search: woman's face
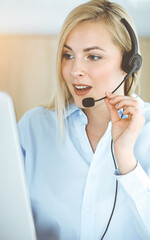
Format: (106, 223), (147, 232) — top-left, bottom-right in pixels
(61, 21), (125, 109)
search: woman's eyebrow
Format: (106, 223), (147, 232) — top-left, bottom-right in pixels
(64, 44), (107, 52)
(64, 44), (72, 51)
(83, 46), (107, 52)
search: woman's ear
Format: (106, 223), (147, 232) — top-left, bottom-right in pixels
(123, 71), (127, 77)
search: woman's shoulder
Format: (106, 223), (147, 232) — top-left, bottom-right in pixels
(19, 106), (56, 124)
(18, 106), (57, 138)
(133, 94), (150, 121)
(130, 94), (150, 168)
(142, 101), (150, 121)
(18, 106), (60, 150)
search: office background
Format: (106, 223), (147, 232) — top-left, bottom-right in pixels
(0, 0), (150, 120)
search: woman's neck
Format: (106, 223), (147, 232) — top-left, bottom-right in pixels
(83, 102), (111, 152)
(83, 102), (111, 129)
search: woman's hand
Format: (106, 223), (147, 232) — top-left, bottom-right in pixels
(104, 92), (145, 174)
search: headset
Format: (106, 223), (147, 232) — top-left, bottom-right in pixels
(81, 7), (142, 240)
(82, 7), (142, 108)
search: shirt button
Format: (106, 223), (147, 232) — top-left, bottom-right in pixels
(86, 206), (91, 213)
(128, 183), (134, 189)
(90, 174), (96, 181)
(79, 111), (82, 116)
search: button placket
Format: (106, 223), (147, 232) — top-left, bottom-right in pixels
(80, 167), (97, 239)
(90, 174), (97, 182)
(80, 123), (113, 240)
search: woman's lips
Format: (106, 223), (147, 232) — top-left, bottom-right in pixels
(73, 84), (92, 96)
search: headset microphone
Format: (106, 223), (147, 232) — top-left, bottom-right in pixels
(82, 12), (142, 108)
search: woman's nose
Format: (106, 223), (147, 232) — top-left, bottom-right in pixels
(71, 59), (86, 78)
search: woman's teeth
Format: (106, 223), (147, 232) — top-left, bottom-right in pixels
(75, 86), (91, 90)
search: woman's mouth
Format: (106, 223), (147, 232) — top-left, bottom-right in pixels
(73, 84), (92, 96)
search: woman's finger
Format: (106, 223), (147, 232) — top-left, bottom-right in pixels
(104, 98), (120, 124)
(114, 99), (140, 110)
(122, 106), (139, 115)
(106, 93), (137, 106)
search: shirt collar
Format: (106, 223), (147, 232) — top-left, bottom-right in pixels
(64, 102), (80, 119)
(64, 102), (88, 126)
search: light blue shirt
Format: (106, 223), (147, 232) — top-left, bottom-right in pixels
(18, 94), (150, 240)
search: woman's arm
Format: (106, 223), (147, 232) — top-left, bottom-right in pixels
(105, 92), (150, 238)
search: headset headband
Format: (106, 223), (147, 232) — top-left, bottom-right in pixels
(105, 7), (142, 74)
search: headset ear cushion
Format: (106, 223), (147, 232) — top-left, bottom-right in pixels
(122, 52), (142, 73)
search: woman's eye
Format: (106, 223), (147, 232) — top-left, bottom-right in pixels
(88, 55), (101, 61)
(62, 53), (74, 60)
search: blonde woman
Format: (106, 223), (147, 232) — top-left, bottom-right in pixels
(18, 0), (150, 239)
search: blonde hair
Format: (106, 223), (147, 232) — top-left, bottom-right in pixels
(49, 0), (141, 131)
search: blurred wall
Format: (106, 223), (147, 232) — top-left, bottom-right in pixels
(0, 35), (150, 121)
(0, 35), (58, 120)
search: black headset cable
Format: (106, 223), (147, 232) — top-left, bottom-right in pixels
(100, 73), (134, 240)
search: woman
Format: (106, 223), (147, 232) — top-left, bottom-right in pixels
(18, 0), (150, 239)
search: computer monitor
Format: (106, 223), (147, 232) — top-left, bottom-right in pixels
(0, 91), (37, 240)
